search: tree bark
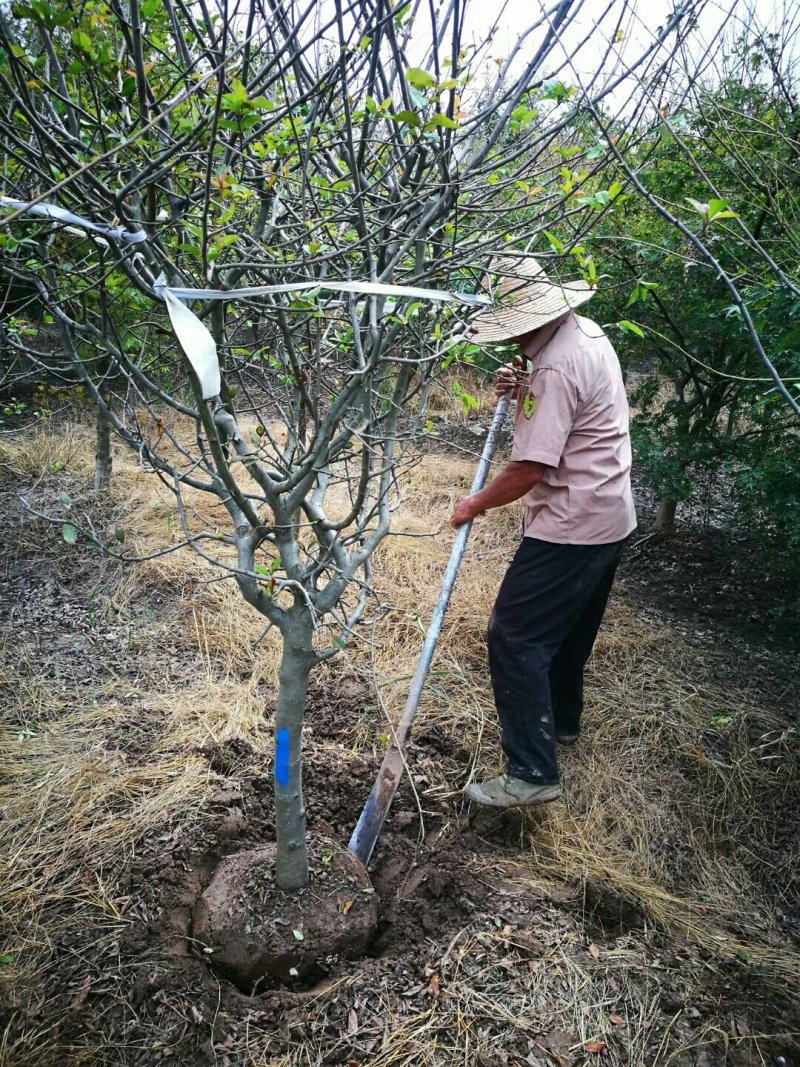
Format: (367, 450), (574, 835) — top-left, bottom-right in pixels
(94, 402), (112, 491)
(273, 608), (315, 891)
(653, 497), (677, 535)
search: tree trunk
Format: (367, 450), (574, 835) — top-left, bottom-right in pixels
(653, 497), (677, 535)
(94, 403), (112, 491)
(274, 610), (315, 891)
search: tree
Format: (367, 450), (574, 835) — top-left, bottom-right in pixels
(583, 22), (800, 558)
(0, 0), (715, 889)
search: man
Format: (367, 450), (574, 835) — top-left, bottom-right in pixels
(450, 257), (637, 808)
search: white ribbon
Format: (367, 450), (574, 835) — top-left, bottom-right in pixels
(160, 286), (221, 399)
(0, 197), (490, 400)
(153, 276), (489, 306)
(154, 273), (489, 401)
(0, 196), (148, 244)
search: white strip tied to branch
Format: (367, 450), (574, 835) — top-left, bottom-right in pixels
(153, 273), (490, 400)
(0, 196), (489, 400)
(0, 196), (149, 244)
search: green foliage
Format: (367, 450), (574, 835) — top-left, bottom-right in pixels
(406, 67), (434, 90)
(584, 50), (800, 573)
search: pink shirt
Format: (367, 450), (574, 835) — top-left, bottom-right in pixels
(510, 313), (637, 545)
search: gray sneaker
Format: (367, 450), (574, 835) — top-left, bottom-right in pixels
(556, 732), (580, 745)
(464, 774), (561, 809)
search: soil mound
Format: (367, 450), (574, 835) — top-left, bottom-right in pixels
(192, 842), (378, 991)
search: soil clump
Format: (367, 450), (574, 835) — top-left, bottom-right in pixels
(192, 842), (378, 991)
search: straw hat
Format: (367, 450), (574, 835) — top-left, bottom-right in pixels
(467, 256), (595, 343)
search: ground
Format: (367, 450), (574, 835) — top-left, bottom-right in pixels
(0, 416), (798, 1067)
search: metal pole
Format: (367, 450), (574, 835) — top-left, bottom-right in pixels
(349, 395), (511, 866)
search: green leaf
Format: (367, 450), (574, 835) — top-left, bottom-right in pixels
(211, 233), (240, 250)
(709, 209), (739, 221)
(292, 929), (305, 941)
(424, 113), (458, 131)
(0, 954), (14, 965)
(208, 234), (240, 260)
(391, 110), (420, 128)
(61, 523), (77, 544)
(59, 491), (71, 506)
(707, 198), (729, 217)
(618, 320), (644, 338)
(231, 77), (249, 102)
(406, 67), (435, 90)
(541, 80), (575, 103)
(543, 230), (563, 254)
(685, 197), (709, 215)
(71, 29), (95, 60)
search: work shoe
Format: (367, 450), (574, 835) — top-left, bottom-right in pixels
(556, 732), (580, 745)
(464, 774), (561, 808)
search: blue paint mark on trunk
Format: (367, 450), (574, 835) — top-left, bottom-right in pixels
(276, 727), (291, 787)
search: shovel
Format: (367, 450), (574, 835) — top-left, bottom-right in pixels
(348, 394), (511, 866)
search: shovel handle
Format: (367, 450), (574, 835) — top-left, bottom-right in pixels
(348, 394), (511, 866)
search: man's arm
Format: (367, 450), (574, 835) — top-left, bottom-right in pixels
(450, 460), (546, 527)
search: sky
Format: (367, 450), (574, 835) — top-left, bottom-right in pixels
(460, 0), (795, 70)
(293, 0), (799, 119)
(406, 0), (799, 109)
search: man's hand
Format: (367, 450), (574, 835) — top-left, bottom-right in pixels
(495, 355), (526, 399)
(450, 495), (484, 528)
(450, 462), (546, 528)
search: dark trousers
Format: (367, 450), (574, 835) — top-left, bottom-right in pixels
(488, 536), (625, 785)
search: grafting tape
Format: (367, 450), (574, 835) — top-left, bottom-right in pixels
(153, 275), (489, 306)
(0, 196), (148, 243)
(1, 197), (489, 400)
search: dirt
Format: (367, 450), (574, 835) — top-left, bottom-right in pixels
(192, 842), (378, 991)
(618, 524), (799, 652)
(5, 710), (794, 1067)
(1, 425), (800, 1066)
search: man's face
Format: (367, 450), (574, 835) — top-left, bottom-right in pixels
(512, 326), (540, 353)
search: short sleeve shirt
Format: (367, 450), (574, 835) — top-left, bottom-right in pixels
(510, 313), (637, 544)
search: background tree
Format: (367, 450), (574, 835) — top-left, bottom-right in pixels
(584, 22), (800, 564)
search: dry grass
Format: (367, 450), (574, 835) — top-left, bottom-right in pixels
(0, 702), (211, 1046)
(425, 370), (497, 424)
(1, 419), (798, 1065)
(0, 421), (96, 482)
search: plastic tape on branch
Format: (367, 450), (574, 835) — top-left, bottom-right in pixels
(161, 286), (221, 400)
(0, 197), (148, 244)
(152, 275), (491, 306)
(154, 273), (491, 403)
